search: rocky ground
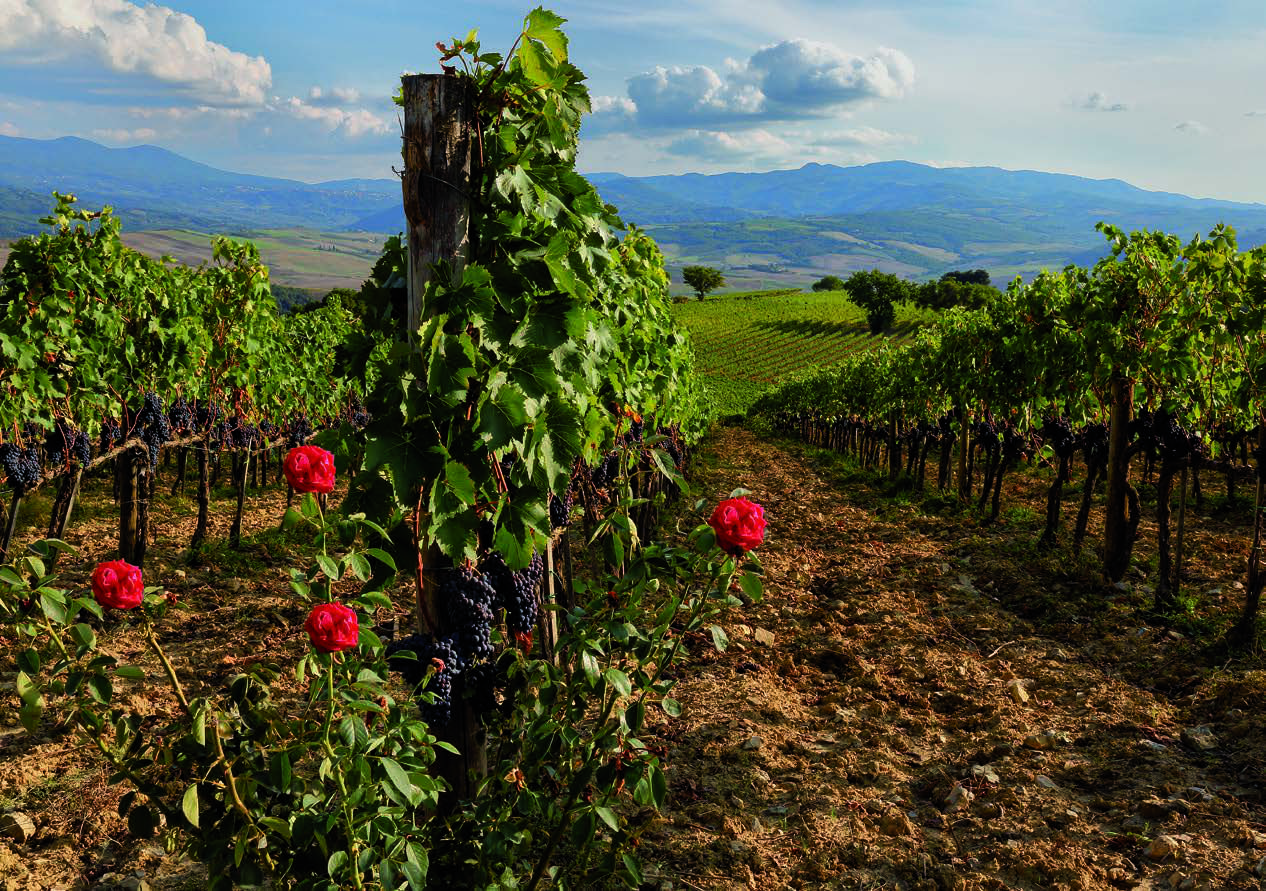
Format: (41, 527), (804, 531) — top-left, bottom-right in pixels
(636, 426), (1266, 891)
(2, 428), (1266, 890)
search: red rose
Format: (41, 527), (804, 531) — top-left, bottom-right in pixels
(283, 445), (336, 494)
(92, 560), (144, 610)
(708, 497), (766, 555)
(304, 602), (359, 653)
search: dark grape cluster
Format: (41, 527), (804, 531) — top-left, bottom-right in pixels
(657, 425), (685, 470)
(1078, 422), (1109, 465)
(590, 449), (620, 490)
(385, 633), (459, 726)
(0, 443), (42, 495)
(348, 396), (370, 428)
(549, 489), (574, 529)
(168, 397), (194, 434)
(1041, 416), (1076, 459)
(286, 415), (312, 448)
(1151, 409), (1202, 462)
(482, 550), (544, 636)
(226, 416), (259, 449)
(100, 418), (123, 452)
(72, 431), (91, 466)
(259, 419), (279, 440)
(439, 567), (497, 666)
(136, 391), (172, 469)
(195, 401), (223, 433)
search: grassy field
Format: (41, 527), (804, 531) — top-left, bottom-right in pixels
(672, 288), (933, 417)
(0, 227), (386, 293)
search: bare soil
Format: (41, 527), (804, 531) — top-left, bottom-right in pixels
(2, 429), (1266, 890)
(636, 427), (1266, 891)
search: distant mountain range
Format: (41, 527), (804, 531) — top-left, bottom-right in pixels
(0, 135), (400, 235)
(4, 135), (1266, 285)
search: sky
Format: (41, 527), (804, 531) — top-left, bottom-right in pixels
(2, 0), (1266, 202)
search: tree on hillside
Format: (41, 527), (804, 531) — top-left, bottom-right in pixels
(683, 265), (725, 300)
(941, 268), (991, 287)
(910, 277), (1000, 312)
(842, 269), (908, 334)
(811, 275), (846, 292)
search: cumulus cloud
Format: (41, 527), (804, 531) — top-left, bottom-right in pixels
(599, 38), (914, 131)
(1174, 120), (1209, 135)
(308, 86), (361, 106)
(823, 126), (911, 147)
(1080, 91), (1128, 112)
(0, 120), (18, 136)
(275, 96), (392, 138)
(664, 128), (794, 162)
(125, 104), (256, 122)
(0, 0), (271, 106)
(92, 126), (157, 143)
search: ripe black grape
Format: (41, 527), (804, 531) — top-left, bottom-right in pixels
(385, 633), (459, 726)
(0, 442), (42, 495)
(136, 391), (172, 469)
(438, 567), (496, 667)
(287, 415), (312, 448)
(482, 550), (544, 636)
(549, 490), (574, 529)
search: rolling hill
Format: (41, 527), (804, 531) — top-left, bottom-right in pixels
(4, 135), (1266, 284)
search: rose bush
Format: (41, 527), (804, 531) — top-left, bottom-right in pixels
(283, 445), (336, 495)
(708, 497), (766, 555)
(304, 602), (359, 653)
(91, 560), (144, 609)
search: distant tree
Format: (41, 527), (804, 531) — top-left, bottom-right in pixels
(811, 275), (846, 292)
(683, 265), (726, 300)
(270, 283), (325, 313)
(910, 277), (1000, 312)
(941, 268), (991, 287)
(842, 269), (908, 334)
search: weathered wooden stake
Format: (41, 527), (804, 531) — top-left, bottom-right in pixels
(230, 448), (251, 548)
(45, 468), (83, 567)
(191, 442), (211, 552)
(402, 71), (485, 804)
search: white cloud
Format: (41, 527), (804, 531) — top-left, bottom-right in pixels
(92, 126), (157, 143)
(0, 0), (271, 106)
(1174, 120), (1209, 135)
(748, 41), (914, 109)
(308, 86), (361, 106)
(275, 97), (392, 138)
(824, 126), (911, 147)
(1080, 91), (1129, 112)
(605, 38), (914, 130)
(124, 104), (256, 121)
(0, 120), (18, 136)
(664, 128), (793, 162)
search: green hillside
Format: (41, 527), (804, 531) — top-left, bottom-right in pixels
(672, 288), (933, 416)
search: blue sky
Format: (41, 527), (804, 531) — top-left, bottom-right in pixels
(2, 0), (1265, 202)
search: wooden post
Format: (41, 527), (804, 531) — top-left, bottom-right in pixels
(402, 71), (485, 803)
(118, 448), (149, 566)
(537, 540), (560, 661)
(45, 468), (83, 568)
(0, 494), (20, 561)
(170, 447), (188, 497)
(1103, 375), (1134, 582)
(192, 441), (211, 552)
(230, 448), (251, 548)
(401, 73), (474, 338)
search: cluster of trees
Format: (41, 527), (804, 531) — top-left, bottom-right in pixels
(812, 268), (1000, 334)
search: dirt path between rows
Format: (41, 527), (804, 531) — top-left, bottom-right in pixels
(638, 426), (1266, 891)
(3, 429), (1266, 890)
